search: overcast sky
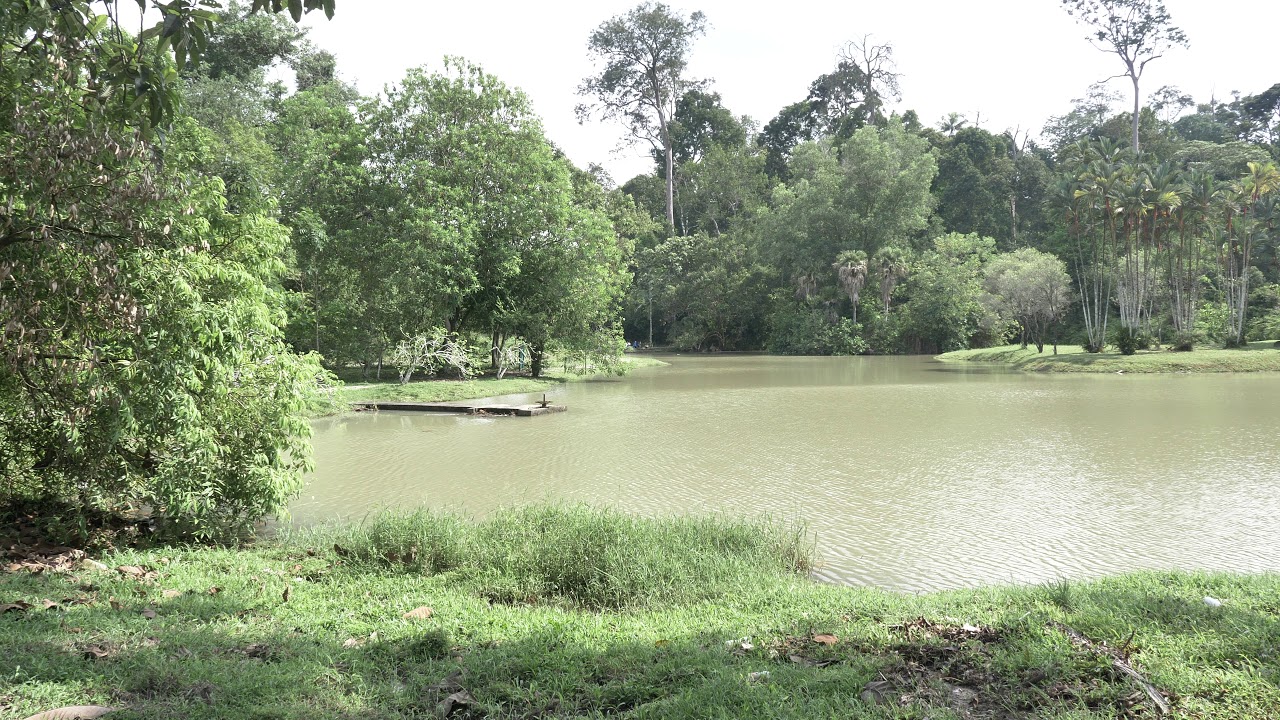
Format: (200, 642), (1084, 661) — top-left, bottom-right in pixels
(297, 1), (1279, 183)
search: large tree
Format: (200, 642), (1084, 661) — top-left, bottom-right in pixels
(0, 14), (324, 534)
(1061, 0), (1188, 153)
(578, 2), (707, 234)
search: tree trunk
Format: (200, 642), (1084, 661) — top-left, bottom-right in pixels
(530, 343), (545, 378)
(658, 103), (676, 234)
(648, 280), (654, 347)
(1131, 74), (1141, 153)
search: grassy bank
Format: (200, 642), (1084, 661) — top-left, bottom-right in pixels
(937, 341), (1280, 373)
(318, 356), (668, 415)
(3, 506), (1277, 719)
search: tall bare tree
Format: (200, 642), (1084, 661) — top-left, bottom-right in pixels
(1061, 0), (1187, 153)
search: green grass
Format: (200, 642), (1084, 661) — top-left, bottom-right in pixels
(937, 341), (1280, 373)
(323, 355), (668, 415)
(3, 506), (1278, 719)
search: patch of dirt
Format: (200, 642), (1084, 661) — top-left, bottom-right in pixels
(856, 617), (1137, 719)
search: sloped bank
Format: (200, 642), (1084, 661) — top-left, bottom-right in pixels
(2, 506), (1276, 719)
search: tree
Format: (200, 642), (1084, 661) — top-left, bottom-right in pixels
(938, 112), (967, 136)
(759, 121), (936, 298)
(578, 2), (707, 234)
(1, 24), (324, 534)
(1, 0), (332, 135)
(982, 248), (1074, 353)
(1061, 0), (1188, 153)
(1222, 162), (1280, 346)
(875, 245), (910, 316)
(832, 250), (869, 324)
(895, 234), (994, 354)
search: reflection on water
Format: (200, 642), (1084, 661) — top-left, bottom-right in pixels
(295, 354), (1280, 591)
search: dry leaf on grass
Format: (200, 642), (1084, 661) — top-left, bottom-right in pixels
(402, 606), (433, 620)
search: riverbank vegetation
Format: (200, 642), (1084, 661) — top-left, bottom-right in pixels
(2, 0), (1278, 568)
(3, 507), (1278, 719)
(329, 356), (666, 410)
(938, 341), (1280, 373)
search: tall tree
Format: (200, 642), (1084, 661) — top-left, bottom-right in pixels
(578, 2), (707, 234)
(1061, 0), (1188, 153)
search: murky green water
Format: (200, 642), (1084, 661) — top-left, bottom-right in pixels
(295, 355), (1280, 591)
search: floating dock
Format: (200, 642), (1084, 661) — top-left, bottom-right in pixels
(351, 401), (566, 417)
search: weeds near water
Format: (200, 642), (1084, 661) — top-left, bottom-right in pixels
(1043, 577), (1075, 611)
(308, 505), (815, 610)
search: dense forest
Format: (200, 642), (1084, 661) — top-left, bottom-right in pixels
(2, 0), (1279, 533)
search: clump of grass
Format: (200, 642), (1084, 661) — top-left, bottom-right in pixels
(315, 505), (814, 610)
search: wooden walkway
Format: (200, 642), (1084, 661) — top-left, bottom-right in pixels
(350, 401), (566, 417)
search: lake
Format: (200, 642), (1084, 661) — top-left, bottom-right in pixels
(295, 355), (1280, 591)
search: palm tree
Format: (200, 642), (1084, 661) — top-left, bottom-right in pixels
(1169, 170), (1211, 349)
(874, 245), (909, 315)
(832, 250), (868, 324)
(1224, 161), (1280, 345)
(937, 112), (967, 137)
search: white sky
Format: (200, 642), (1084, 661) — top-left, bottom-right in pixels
(298, 1), (1279, 183)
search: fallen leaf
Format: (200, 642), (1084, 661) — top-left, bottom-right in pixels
(20, 705), (116, 720)
(281, 585), (291, 603)
(961, 623), (981, 634)
(342, 637), (364, 649)
(654, 639), (669, 648)
(206, 586), (222, 595)
(116, 565), (145, 577)
(108, 598), (123, 611)
(141, 607), (157, 620)
(162, 589), (182, 599)
(788, 654), (814, 666)
(82, 645), (111, 660)
(242, 643), (272, 659)
(813, 633), (839, 646)
(1, 601), (32, 614)
(861, 679), (894, 705)
(41, 599), (60, 610)
(746, 670), (771, 684)
(402, 606), (433, 620)
(436, 689), (473, 717)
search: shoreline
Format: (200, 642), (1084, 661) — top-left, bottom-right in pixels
(312, 355), (668, 417)
(3, 507), (1276, 718)
(936, 341), (1280, 373)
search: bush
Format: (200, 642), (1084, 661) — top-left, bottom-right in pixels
(1112, 327), (1142, 355)
(767, 303), (867, 356)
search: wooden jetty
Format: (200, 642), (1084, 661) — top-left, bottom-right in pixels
(351, 401), (566, 417)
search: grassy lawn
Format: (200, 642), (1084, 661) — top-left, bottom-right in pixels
(3, 506), (1277, 719)
(318, 356), (668, 415)
(937, 341), (1280, 373)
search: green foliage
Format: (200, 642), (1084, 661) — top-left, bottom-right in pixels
(0, 15), (326, 536)
(894, 234), (995, 354)
(325, 506), (812, 610)
(759, 121), (936, 300)
(635, 233), (767, 351)
(1112, 326), (1142, 355)
(578, 2), (708, 231)
(982, 247), (1074, 351)
(766, 302), (867, 356)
